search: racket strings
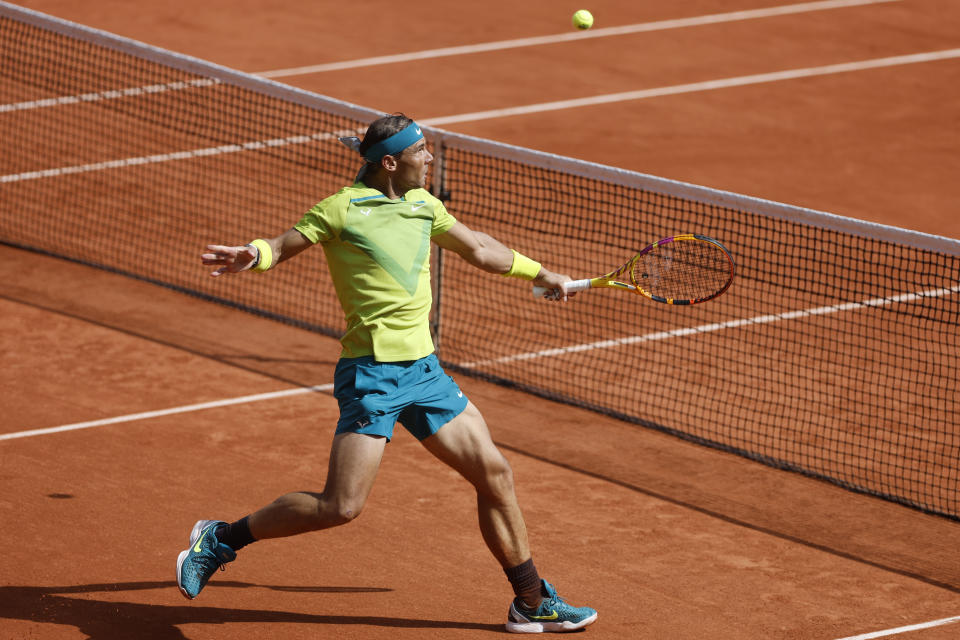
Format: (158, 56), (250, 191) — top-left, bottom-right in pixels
(633, 241), (731, 302)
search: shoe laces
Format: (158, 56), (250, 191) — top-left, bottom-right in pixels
(544, 594), (564, 610)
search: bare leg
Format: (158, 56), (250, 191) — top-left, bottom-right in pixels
(419, 402), (531, 569)
(246, 432), (387, 540)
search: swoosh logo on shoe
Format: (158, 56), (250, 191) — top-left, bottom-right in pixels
(193, 530), (209, 553)
(530, 610), (559, 621)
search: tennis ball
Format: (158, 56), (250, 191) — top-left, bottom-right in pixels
(572, 9), (594, 30)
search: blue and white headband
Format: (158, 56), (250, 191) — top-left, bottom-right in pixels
(338, 122), (424, 164)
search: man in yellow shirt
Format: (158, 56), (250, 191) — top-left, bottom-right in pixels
(181, 113), (597, 633)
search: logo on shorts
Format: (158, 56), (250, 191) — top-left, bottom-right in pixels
(457, 391), (463, 398)
(355, 418), (370, 428)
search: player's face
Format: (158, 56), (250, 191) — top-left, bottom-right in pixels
(396, 139), (433, 191)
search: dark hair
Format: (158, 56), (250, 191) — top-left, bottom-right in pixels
(358, 113), (414, 160)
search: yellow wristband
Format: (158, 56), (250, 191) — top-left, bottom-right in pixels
(504, 250), (541, 280)
(249, 238), (273, 273)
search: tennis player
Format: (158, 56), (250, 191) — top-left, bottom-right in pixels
(182, 113), (597, 633)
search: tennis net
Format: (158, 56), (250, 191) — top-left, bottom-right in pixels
(2, 3), (958, 520)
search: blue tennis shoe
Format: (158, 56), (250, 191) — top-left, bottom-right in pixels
(506, 579), (598, 633)
(176, 519), (235, 599)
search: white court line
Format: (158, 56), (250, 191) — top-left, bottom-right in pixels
(0, 129), (355, 184)
(835, 615), (960, 639)
(3, 49), (957, 185)
(458, 285), (960, 369)
(0, 78), (218, 113)
(254, 0), (899, 78)
(422, 48), (960, 126)
(0, 384), (333, 442)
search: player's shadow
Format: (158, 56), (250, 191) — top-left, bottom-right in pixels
(0, 580), (503, 639)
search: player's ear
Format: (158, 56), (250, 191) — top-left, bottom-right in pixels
(381, 154), (398, 171)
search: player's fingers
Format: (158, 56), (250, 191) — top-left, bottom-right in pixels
(551, 288), (576, 301)
(545, 288), (564, 301)
(205, 244), (236, 252)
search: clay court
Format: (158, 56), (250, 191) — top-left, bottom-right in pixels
(2, 1), (960, 638)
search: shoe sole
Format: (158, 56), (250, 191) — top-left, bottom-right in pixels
(505, 611), (598, 633)
(176, 519), (216, 600)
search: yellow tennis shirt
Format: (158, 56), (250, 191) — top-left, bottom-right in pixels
(294, 183), (457, 362)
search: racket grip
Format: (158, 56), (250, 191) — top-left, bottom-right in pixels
(532, 279), (591, 299)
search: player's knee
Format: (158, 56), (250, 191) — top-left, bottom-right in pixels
(335, 500), (366, 525)
(480, 458), (517, 501)
(318, 496), (366, 527)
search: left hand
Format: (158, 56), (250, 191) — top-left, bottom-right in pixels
(200, 244), (258, 276)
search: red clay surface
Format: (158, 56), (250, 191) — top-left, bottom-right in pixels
(3, 1), (960, 639)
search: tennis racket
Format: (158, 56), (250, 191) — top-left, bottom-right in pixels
(534, 234), (735, 305)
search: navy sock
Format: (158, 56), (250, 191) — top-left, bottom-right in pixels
(215, 516), (256, 551)
(504, 558), (542, 608)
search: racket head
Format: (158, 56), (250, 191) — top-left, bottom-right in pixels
(622, 234), (735, 304)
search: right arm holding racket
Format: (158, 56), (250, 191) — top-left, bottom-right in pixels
(533, 234), (735, 305)
(432, 222), (575, 300)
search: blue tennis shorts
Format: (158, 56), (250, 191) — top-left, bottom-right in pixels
(333, 353), (469, 441)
